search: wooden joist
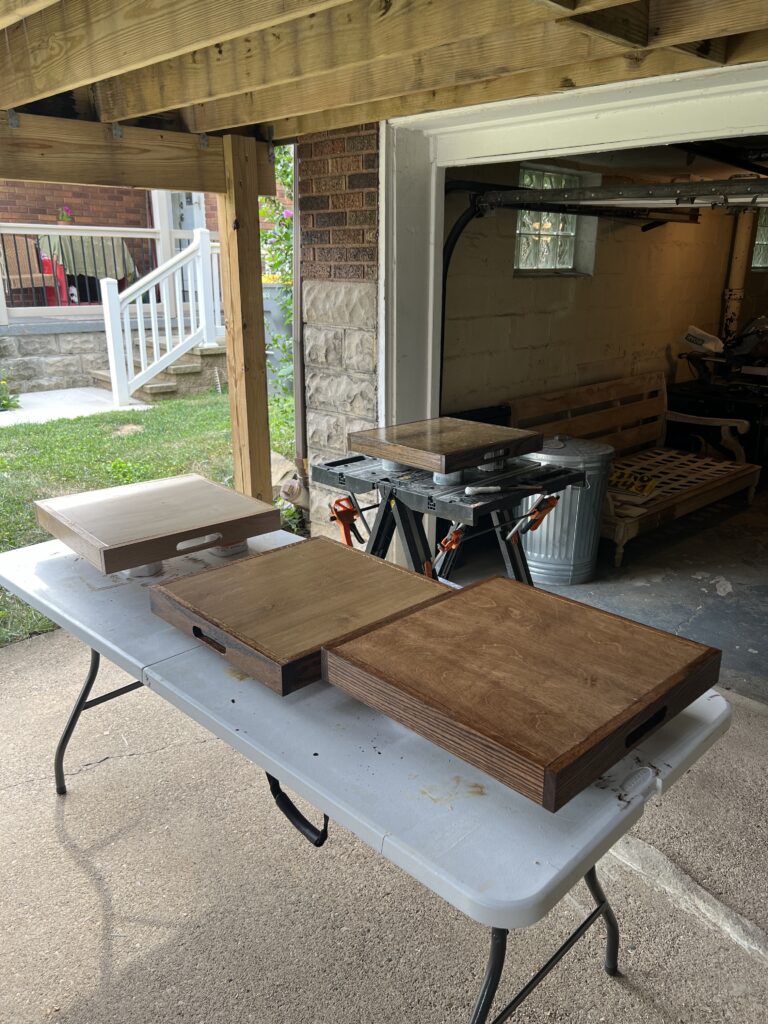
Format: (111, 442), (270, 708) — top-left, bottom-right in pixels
(0, 0), (58, 31)
(263, 48), (705, 140)
(218, 135), (273, 503)
(0, 0), (350, 110)
(183, 21), (621, 133)
(0, 110), (276, 194)
(649, 0), (768, 48)
(95, 0), (589, 122)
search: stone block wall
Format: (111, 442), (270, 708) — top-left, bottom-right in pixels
(0, 331), (109, 392)
(302, 280), (378, 541)
(298, 124), (380, 542)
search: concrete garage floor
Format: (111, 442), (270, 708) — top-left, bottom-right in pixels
(1, 495), (767, 1023)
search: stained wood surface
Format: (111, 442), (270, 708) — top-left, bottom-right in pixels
(347, 417), (543, 473)
(150, 537), (448, 695)
(35, 474), (279, 574)
(323, 577), (721, 811)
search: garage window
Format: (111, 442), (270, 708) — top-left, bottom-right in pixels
(752, 208), (768, 269)
(515, 167), (580, 272)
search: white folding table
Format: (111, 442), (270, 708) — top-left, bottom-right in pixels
(0, 535), (731, 1023)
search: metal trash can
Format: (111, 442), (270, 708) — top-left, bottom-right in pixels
(519, 436), (614, 585)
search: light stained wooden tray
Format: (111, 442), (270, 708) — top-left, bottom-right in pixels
(35, 474), (280, 573)
(150, 537), (448, 695)
(323, 577), (721, 812)
(347, 417), (543, 473)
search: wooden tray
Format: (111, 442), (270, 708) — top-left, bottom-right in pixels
(150, 538), (448, 695)
(347, 417), (543, 473)
(35, 474), (280, 573)
(323, 577), (721, 811)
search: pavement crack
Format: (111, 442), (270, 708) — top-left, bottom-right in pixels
(673, 603), (705, 636)
(0, 735), (216, 794)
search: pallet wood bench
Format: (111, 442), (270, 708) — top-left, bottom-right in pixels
(508, 372), (761, 566)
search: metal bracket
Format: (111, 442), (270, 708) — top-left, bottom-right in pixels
(198, 133), (209, 150)
(7, 109), (20, 129)
(111, 123), (124, 140)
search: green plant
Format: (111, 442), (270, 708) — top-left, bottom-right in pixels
(260, 144), (296, 408)
(0, 374), (20, 412)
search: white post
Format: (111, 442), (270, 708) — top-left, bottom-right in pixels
(0, 253), (9, 327)
(100, 277), (131, 407)
(195, 228), (217, 347)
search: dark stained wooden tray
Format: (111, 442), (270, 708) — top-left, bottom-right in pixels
(347, 417), (543, 473)
(150, 537), (448, 695)
(323, 577), (721, 811)
(35, 474), (280, 574)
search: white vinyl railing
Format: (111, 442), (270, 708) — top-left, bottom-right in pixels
(102, 228), (224, 406)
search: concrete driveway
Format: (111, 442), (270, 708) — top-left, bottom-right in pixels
(1, 629), (766, 1023)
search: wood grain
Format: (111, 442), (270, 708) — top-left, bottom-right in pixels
(347, 417), (543, 473)
(150, 537), (449, 695)
(323, 576), (721, 811)
(218, 135), (272, 502)
(35, 474), (279, 573)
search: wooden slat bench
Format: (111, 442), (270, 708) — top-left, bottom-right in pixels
(508, 373), (761, 566)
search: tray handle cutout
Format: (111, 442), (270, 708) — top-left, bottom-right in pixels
(625, 706), (667, 747)
(176, 533), (223, 554)
(192, 625), (226, 654)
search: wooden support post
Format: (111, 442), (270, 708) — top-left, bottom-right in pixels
(217, 134), (272, 501)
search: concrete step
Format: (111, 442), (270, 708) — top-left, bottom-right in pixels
(90, 369), (179, 402)
(167, 363), (203, 376)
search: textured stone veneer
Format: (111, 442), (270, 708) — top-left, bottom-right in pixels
(302, 279), (378, 542)
(0, 332), (109, 392)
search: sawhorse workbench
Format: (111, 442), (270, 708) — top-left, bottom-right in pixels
(0, 534), (730, 1023)
(312, 455), (584, 584)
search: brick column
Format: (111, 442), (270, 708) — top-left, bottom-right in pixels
(297, 124), (379, 542)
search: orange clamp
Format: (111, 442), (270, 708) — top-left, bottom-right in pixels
(329, 496), (364, 547)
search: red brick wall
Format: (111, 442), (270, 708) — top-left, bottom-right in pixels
(297, 124), (379, 281)
(0, 180), (152, 227)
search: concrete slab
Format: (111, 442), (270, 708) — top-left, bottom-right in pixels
(452, 490), (768, 703)
(0, 387), (147, 427)
(1, 630), (766, 1022)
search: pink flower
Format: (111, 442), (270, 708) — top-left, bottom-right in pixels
(283, 209), (293, 219)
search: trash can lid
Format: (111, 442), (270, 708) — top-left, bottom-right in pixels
(523, 434), (614, 466)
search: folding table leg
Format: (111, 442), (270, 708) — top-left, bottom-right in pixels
(467, 866), (620, 1023)
(54, 648), (143, 795)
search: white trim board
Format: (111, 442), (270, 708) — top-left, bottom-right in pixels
(378, 61), (768, 426)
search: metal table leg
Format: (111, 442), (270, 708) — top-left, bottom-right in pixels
(54, 648), (143, 795)
(468, 866), (620, 1023)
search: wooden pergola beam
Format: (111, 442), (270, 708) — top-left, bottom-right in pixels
(0, 110), (276, 194)
(0, 0), (349, 110)
(218, 135), (272, 502)
(648, 0), (768, 47)
(183, 21), (622, 133)
(264, 48), (706, 140)
(0, 0), (58, 31)
(95, 0), (634, 123)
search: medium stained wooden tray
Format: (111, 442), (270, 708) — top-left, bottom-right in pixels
(150, 537), (448, 695)
(323, 577), (721, 812)
(35, 474), (280, 574)
(347, 417), (543, 473)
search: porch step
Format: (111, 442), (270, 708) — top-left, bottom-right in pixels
(167, 363), (203, 375)
(90, 368), (179, 401)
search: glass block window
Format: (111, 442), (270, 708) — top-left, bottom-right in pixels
(752, 208), (768, 268)
(515, 167), (580, 272)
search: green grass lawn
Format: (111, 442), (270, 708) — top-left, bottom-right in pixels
(0, 392), (295, 646)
